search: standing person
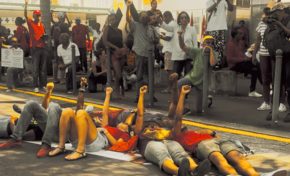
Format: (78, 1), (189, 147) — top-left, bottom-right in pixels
(206, 0), (234, 69)
(160, 11), (174, 93)
(103, 14), (128, 99)
(51, 11), (71, 83)
(14, 17), (30, 57)
(238, 20), (250, 48)
(0, 20), (8, 38)
(24, 0), (48, 93)
(57, 33), (80, 94)
(89, 22), (102, 62)
(72, 18), (90, 73)
(126, 0), (159, 103)
(147, 0), (162, 18)
(160, 11), (198, 78)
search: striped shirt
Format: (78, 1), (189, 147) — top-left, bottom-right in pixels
(256, 21), (270, 56)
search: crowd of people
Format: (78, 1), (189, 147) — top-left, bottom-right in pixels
(0, 0), (290, 175)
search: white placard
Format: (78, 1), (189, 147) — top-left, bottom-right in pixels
(1, 48), (24, 69)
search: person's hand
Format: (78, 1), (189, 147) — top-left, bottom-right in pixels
(25, 0), (29, 5)
(46, 82), (55, 92)
(181, 85), (191, 94)
(140, 85), (148, 94)
(80, 77), (88, 89)
(106, 87), (113, 95)
(169, 73), (178, 81)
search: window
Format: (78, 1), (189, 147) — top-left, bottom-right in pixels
(236, 0), (250, 8)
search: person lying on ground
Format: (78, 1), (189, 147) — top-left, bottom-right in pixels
(48, 86), (142, 160)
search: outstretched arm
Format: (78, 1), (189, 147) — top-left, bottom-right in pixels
(101, 87), (113, 127)
(42, 82), (55, 109)
(76, 77), (88, 112)
(172, 85), (191, 135)
(134, 85), (148, 135)
(65, 13), (72, 27)
(226, 0), (234, 12)
(24, 0), (28, 21)
(167, 73), (179, 120)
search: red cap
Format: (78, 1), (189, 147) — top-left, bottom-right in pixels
(33, 10), (41, 16)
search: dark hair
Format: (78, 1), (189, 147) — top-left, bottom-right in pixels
(15, 17), (26, 25)
(263, 7), (271, 16)
(231, 26), (240, 38)
(59, 33), (70, 43)
(177, 11), (190, 25)
(163, 11), (173, 19)
(151, 0), (157, 5)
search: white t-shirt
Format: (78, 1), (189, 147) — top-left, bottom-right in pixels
(57, 42), (80, 65)
(206, 0), (228, 31)
(161, 21), (198, 61)
(161, 21), (174, 53)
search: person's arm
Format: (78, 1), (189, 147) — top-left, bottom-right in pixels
(172, 85), (191, 136)
(102, 26), (120, 50)
(76, 77), (87, 112)
(65, 13), (72, 27)
(178, 31), (188, 53)
(41, 83), (55, 109)
(160, 21), (175, 32)
(274, 20), (290, 36)
(160, 34), (172, 41)
(86, 26), (90, 42)
(127, 0), (139, 22)
(134, 86), (148, 135)
(24, 0), (28, 21)
(207, 0), (222, 13)
(167, 73), (178, 120)
(226, 0), (234, 12)
(103, 128), (123, 145)
(252, 32), (261, 63)
(101, 87), (113, 127)
(50, 11), (56, 24)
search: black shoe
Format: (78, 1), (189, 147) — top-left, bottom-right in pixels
(153, 97), (158, 102)
(178, 158), (191, 176)
(183, 108), (191, 115)
(13, 104), (22, 114)
(283, 113), (290, 123)
(208, 96), (213, 108)
(266, 111), (272, 121)
(191, 159), (212, 176)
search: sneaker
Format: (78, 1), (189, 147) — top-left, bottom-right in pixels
(257, 102), (271, 111)
(161, 89), (170, 94)
(279, 104), (287, 112)
(6, 89), (12, 93)
(191, 159), (212, 176)
(183, 108), (191, 115)
(13, 104), (22, 114)
(283, 113), (290, 123)
(0, 139), (22, 149)
(178, 158), (191, 176)
(34, 88), (39, 93)
(261, 169), (287, 176)
(67, 91), (73, 94)
(37, 144), (52, 158)
(249, 91), (262, 98)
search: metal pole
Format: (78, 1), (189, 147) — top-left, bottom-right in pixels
(202, 48), (210, 112)
(71, 45), (77, 94)
(272, 49), (283, 123)
(0, 48), (2, 82)
(148, 49), (155, 107)
(106, 47), (112, 87)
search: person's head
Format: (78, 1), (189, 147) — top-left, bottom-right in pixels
(117, 122), (131, 133)
(57, 12), (65, 23)
(177, 11), (190, 26)
(33, 10), (41, 22)
(108, 14), (118, 27)
(270, 2), (288, 21)
(75, 18), (81, 25)
(239, 20), (246, 27)
(151, 0), (158, 11)
(231, 26), (243, 41)
(263, 7), (271, 16)
(15, 17), (25, 26)
(163, 11), (173, 24)
(59, 33), (70, 48)
(142, 121), (171, 140)
(202, 35), (215, 47)
(139, 11), (150, 25)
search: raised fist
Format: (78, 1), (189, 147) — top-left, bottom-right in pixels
(181, 85), (191, 94)
(106, 87), (113, 94)
(46, 82), (55, 92)
(80, 77), (88, 89)
(140, 85), (148, 94)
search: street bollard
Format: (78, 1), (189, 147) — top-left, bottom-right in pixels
(106, 47), (112, 87)
(71, 45), (77, 94)
(202, 48), (210, 112)
(272, 49), (283, 123)
(148, 49), (155, 107)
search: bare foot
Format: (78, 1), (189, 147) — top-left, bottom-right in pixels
(65, 151), (86, 161)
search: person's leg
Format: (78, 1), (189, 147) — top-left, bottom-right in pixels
(135, 55), (145, 98)
(173, 61), (183, 79)
(226, 150), (259, 176)
(39, 48), (48, 88)
(112, 54), (122, 98)
(88, 73), (97, 93)
(52, 48), (59, 82)
(66, 67), (73, 91)
(32, 48), (41, 88)
(260, 56), (272, 104)
(6, 68), (15, 89)
(83, 48), (88, 73)
(209, 152), (238, 175)
(184, 59), (193, 75)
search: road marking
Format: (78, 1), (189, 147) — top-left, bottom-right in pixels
(1, 85), (290, 144)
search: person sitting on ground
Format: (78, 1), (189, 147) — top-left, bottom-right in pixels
(57, 33), (80, 93)
(226, 26), (263, 98)
(48, 86), (141, 160)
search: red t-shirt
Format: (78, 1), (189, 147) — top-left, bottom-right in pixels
(72, 24), (89, 48)
(27, 18), (45, 48)
(104, 126), (130, 142)
(174, 131), (213, 153)
(15, 25), (30, 54)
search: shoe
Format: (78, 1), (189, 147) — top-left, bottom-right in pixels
(279, 104), (287, 112)
(37, 144), (52, 158)
(161, 89), (170, 94)
(0, 139), (22, 149)
(283, 113), (290, 123)
(34, 88), (39, 93)
(266, 111), (272, 121)
(191, 159), (212, 176)
(6, 89), (12, 93)
(208, 95), (213, 108)
(257, 102), (271, 111)
(178, 158), (191, 176)
(13, 104), (22, 114)
(67, 91), (73, 94)
(248, 91), (262, 98)
(261, 169), (287, 176)
(183, 108), (191, 115)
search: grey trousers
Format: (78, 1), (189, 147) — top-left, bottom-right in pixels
(136, 54), (149, 97)
(6, 68), (23, 89)
(11, 101), (62, 146)
(31, 47), (48, 88)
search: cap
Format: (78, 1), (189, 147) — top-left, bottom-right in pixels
(271, 2), (287, 13)
(11, 37), (18, 43)
(33, 10), (41, 16)
(202, 35), (214, 43)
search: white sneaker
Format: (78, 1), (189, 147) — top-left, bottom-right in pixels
(261, 169), (287, 176)
(34, 88), (39, 93)
(257, 102), (271, 111)
(249, 91), (262, 98)
(279, 103), (287, 112)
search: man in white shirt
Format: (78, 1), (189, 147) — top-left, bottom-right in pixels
(206, 0), (233, 68)
(57, 33), (80, 93)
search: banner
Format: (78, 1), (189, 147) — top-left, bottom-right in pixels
(1, 48), (24, 69)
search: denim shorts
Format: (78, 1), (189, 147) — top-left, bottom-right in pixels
(196, 138), (243, 160)
(144, 140), (189, 169)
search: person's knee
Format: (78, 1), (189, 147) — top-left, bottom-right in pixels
(76, 110), (88, 118)
(48, 102), (60, 111)
(25, 100), (39, 109)
(226, 150), (245, 164)
(61, 108), (75, 118)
